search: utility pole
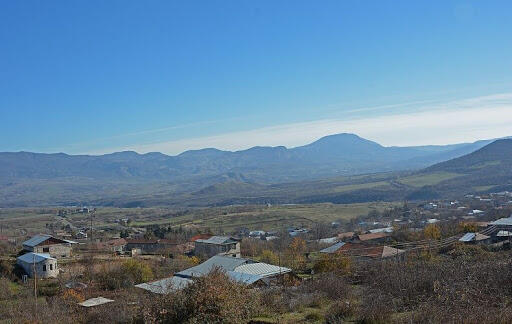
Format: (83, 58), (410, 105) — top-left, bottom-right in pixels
(90, 210), (94, 242)
(33, 254), (37, 313)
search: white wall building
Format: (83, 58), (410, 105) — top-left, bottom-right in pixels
(17, 252), (58, 278)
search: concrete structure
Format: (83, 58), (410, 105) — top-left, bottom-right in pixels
(79, 297), (114, 307)
(17, 252), (58, 278)
(125, 238), (177, 254)
(22, 234), (74, 258)
(194, 236), (241, 258)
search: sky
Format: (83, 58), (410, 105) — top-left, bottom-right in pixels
(1, 1), (512, 155)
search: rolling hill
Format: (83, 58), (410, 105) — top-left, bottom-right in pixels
(0, 134), (508, 207)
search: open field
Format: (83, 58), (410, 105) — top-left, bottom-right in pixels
(396, 171), (462, 187)
(0, 202), (399, 236)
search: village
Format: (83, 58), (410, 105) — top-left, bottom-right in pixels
(1, 191), (512, 322)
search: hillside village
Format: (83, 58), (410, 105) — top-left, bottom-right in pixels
(1, 190), (512, 322)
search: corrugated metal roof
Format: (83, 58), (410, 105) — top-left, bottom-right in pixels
(17, 252), (55, 263)
(135, 276), (192, 294)
(234, 263), (291, 278)
(492, 217), (512, 226)
(459, 232), (476, 242)
(226, 271), (264, 284)
(195, 236), (238, 245)
(176, 255), (252, 278)
(369, 227), (394, 234)
(497, 230), (512, 237)
(79, 297), (114, 307)
(318, 237), (338, 244)
(320, 242), (346, 254)
(22, 234), (51, 247)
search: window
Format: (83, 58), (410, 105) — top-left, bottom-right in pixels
(42, 265), (46, 271)
(50, 264), (53, 270)
(43, 247), (49, 253)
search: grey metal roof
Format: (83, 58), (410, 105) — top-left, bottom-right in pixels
(226, 271), (264, 285)
(459, 232), (476, 242)
(22, 234), (52, 247)
(497, 230), (512, 237)
(318, 237), (338, 244)
(369, 227), (394, 233)
(135, 276), (192, 294)
(176, 255), (252, 278)
(17, 252), (55, 264)
(79, 297), (114, 307)
(491, 217), (512, 226)
(320, 241), (346, 254)
(233, 263), (291, 278)
(195, 236), (238, 245)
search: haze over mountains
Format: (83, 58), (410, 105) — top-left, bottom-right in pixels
(0, 133), (510, 207)
(0, 133), (497, 182)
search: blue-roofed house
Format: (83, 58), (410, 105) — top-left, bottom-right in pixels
(17, 252), (58, 278)
(22, 234), (75, 258)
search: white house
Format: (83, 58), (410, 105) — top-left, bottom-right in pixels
(17, 252), (58, 278)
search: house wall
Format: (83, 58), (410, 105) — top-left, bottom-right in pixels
(17, 259), (58, 278)
(194, 242), (241, 258)
(27, 244), (72, 258)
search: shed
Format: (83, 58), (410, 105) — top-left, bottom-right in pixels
(79, 297), (114, 307)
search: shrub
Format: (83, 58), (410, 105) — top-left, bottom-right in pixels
(139, 269), (261, 323)
(325, 300), (356, 323)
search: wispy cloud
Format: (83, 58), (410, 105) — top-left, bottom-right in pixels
(91, 93), (512, 155)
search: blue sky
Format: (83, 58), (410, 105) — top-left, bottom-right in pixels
(1, 1), (512, 154)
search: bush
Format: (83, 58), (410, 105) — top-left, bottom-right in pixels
(98, 259), (153, 290)
(139, 269), (261, 323)
(325, 300), (356, 323)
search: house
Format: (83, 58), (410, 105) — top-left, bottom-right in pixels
(194, 236), (241, 258)
(138, 255), (293, 294)
(102, 238), (127, 253)
(74, 231), (88, 239)
(176, 255), (291, 286)
(338, 244), (405, 260)
(125, 238), (177, 254)
(249, 230), (266, 238)
(490, 216), (512, 228)
(22, 234), (75, 258)
(458, 232), (491, 244)
(17, 252), (58, 278)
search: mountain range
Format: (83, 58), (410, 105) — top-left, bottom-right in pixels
(0, 133), (510, 207)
